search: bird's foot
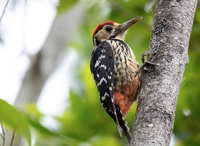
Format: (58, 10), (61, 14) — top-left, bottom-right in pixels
(133, 51), (160, 78)
(141, 50), (160, 67)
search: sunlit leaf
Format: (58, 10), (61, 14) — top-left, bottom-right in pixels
(0, 99), (31, 146)
(27, 117), (59, 136)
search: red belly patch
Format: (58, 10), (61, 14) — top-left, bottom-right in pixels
(114, 92), (131, 118)
(114, 76), (139, 118)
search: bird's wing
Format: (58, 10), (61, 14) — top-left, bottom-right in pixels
(90, 41), (116, 120)
(90, 41), (131, 141)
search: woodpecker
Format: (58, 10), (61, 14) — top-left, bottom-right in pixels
(90, 16), (142, 142)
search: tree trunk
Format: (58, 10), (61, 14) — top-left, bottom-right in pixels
(131, 0), (197, 146)
(11, 2), (86, 146)
(14, 2), (86, 108)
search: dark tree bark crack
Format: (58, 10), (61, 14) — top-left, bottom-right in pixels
(131, 0), (197, 146)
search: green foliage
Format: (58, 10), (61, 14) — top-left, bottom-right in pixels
(28, 117), (59, 137)
(63, 1), (200, 145)
(31, 0), (200, 145)
(57, 0), (78, 15)
(57, 64), (125, 145)
(0, 99), (31, 146)
(1, 0), (198, 146)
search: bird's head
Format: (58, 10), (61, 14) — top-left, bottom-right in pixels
(92, 16), (142, 47)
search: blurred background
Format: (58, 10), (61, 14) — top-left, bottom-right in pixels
(0, 0), (200, 145)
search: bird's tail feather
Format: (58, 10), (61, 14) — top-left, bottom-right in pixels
(116, 118), (131, 143)
(123, 120), (131, 143)
(115, 105), (131, 143)
(116, 124), (123, 137)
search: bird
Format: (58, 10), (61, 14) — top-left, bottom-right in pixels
(90, 16), (142, 142)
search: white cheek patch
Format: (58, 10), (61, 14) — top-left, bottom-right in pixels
(95, 29), (113, 43)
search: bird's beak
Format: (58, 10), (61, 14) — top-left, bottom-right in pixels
(118, 16), (142, 31)
(112, 16), (142, 37)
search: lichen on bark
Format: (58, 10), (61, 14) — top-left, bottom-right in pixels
(131, 0), (198, 146)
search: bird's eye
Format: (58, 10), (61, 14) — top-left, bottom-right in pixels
(105, 26), (113, 32)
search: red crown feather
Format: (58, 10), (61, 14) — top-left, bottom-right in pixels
(92, 20), (115, 38)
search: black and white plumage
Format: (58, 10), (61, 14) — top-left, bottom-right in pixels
(90, 41), (131, 141)
(90, 17), (142, 143)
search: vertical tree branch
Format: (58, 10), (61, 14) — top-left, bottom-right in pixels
(14, 2), (86, 107)
(12, 2), (86, 146)
(10, 131), (15, 146)
(0, 122), (5, 146)
(131, 0), (197, 145)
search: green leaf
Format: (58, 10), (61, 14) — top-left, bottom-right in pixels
(0, 99), (31, 146)
(27, 117), (59, 137)
(28, 116), (79, 146)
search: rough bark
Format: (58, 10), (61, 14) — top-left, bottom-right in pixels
(14, 2), (86, 108)
(131, 0), (197, 146)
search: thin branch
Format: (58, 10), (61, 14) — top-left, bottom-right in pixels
(10, 131), (15, 146)
(0, 122), (5, 146)
(0, 134), (4, 146)
(0, 134), (4, 140)
(0, 0), (10, 24)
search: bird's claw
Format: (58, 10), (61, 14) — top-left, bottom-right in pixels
(141, 50), (160, 66)
(141, 51), (147, 63)
(134, 51), (160, 75)
(145, 61), (160, 66)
